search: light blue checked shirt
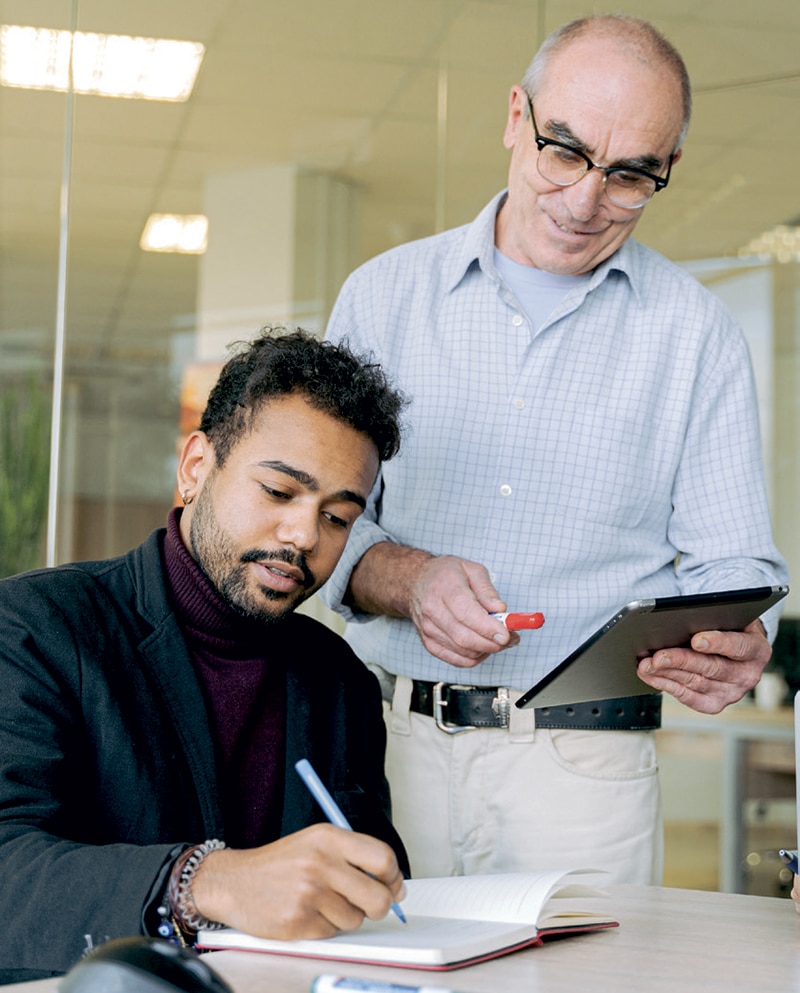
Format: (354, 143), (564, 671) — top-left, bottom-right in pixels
(322, 191), (788, 689)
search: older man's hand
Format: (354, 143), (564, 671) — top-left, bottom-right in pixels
(636, 619), (771, 714)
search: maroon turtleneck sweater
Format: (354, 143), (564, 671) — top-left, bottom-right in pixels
(162, 508), (286, 848)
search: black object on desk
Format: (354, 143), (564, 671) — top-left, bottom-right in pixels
(58, 936), (232, 993)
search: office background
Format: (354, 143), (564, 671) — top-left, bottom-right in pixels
(1, 0), (799, 893)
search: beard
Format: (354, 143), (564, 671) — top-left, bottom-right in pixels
(188, 481), (316, 624)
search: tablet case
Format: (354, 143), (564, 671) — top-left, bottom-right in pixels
(516, 585), (789, 710)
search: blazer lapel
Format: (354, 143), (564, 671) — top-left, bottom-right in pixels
(138, 614), (224, 833)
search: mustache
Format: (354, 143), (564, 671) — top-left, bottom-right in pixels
(240, 547), (315, 589)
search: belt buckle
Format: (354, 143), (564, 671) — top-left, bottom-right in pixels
(432, 682), (475, 734)
(491, 686), (511, 728)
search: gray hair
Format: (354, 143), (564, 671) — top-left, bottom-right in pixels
(520, 14), (692, 151)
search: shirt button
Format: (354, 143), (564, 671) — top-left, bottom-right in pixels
(500, 484), (512, 497)
(512, 398), (525, 410)
(512, 314), (524, 327)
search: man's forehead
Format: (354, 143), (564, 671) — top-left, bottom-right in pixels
(535, 44), (683, 153)
(231, 403), (378, 492)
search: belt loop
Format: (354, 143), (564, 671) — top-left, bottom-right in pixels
(509, 688), (535, 742)
(389, 675), (413, 736)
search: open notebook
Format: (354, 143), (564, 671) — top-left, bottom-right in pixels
(197, 869), (617, 970)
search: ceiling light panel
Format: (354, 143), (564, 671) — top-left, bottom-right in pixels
(140, 215), (208, 254)
(0, 24), (204, 101)
(739, 225), (800, 264)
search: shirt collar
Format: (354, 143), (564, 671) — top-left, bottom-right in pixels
(591, 237), (644, 305)
(445, 190), (508, 292)
(446, 187), (644, 306)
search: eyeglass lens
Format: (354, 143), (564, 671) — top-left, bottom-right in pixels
(537, 143), (657, 208)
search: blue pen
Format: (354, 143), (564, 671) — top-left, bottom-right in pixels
(295, 758), (407, 924)
(780, 849), (798, 874)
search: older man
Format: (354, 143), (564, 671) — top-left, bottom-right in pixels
(323, 15), (787, 884)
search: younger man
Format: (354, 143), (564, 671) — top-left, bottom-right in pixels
(0, 328), (408, 982)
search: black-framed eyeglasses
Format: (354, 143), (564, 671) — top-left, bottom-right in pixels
(526, 97), (673, 210)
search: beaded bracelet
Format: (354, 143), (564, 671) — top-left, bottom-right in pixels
(166, 839), (227, 935)
(156, 907), (189, 948)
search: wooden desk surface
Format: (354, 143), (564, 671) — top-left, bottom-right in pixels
(6, 885), (800, 993)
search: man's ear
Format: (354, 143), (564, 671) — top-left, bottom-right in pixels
(176, 430), (213, 502)
(502, 85), (529, 151)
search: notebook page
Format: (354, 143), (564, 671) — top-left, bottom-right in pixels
(400, 869), (605, 925)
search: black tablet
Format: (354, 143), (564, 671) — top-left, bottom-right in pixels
(515, 585), (789, 710)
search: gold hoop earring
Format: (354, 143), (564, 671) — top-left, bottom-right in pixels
(182, 489), (194, 506)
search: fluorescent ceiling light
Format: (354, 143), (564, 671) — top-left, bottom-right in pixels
(738, 225), (800, 264)
(140, 215), (208, 254)
(0, 24), (204, 101)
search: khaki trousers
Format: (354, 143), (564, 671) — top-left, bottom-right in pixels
(379, 671), (663, 884)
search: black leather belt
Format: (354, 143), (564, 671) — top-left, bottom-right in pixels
(409, 679), (661, 733)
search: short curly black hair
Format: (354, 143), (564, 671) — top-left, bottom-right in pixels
(199, 326), (406, 466)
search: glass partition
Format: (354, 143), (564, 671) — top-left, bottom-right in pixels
(2, 2), (797, 584)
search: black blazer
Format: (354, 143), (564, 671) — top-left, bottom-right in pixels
(0, 528), (407, 982)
